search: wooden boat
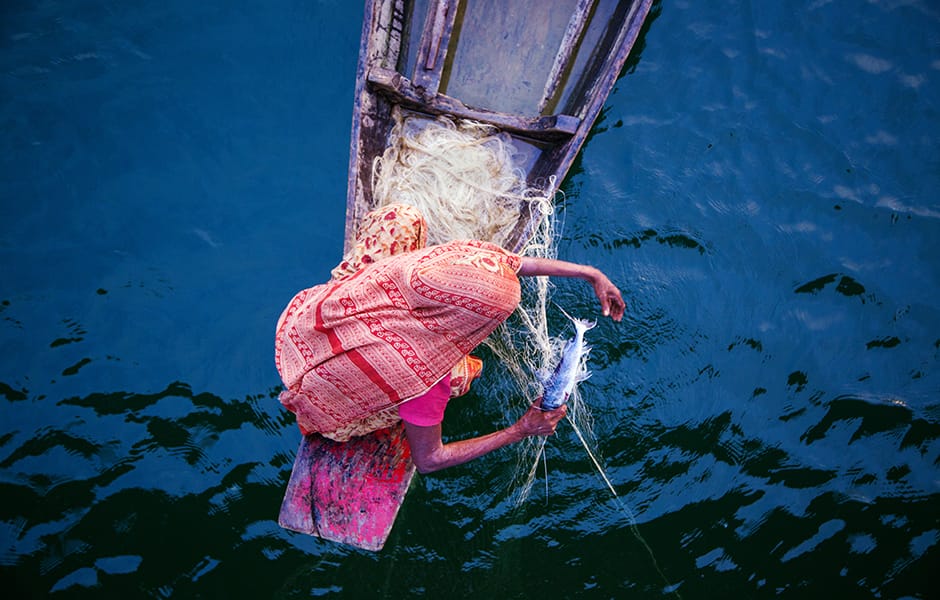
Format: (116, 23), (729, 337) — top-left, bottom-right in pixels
(279, 0), (654, 551)
(346, 0), (654, 252)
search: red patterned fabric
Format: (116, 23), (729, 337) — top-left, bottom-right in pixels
(330, 204), (427, 281)
(275, 238), (521, 438)
(449, 354), (483, 397)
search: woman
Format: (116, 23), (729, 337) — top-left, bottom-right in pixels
(274, 204), (624, 473)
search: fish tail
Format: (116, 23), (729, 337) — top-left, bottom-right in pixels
(556, 304), (597, 333)
(574, 317), (596, 335)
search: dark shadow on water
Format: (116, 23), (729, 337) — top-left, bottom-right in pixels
(0, 382), (313, 597)
(794, 273), (867, 300)
(647, 489), (936, 598)
(1, 377), (936, 597)
(579, 227), (708, 256)
(802, 394), (940, 453)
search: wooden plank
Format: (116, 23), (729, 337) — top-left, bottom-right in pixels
(537, 0), (598, 114)
(412, 0), (461, 93)
(368, 66), (580, 141)
(345, 0), (406, 252)
(278, 424), (416, 551)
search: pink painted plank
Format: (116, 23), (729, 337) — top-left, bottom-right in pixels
(278, 423), (416, 551)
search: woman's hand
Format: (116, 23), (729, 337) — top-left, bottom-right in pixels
(517, 256), (625, 322)
(513, 398), (568, 437)
(587, 268), (625, 322)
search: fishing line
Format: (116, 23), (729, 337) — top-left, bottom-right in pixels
(518, 389), (680, 596)
(564, 414), (681, 598)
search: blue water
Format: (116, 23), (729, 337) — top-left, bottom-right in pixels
(1, 1), (937, 597)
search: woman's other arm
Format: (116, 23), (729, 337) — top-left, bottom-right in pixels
(404, 401), (566, 474)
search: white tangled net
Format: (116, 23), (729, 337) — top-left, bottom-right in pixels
(372, 113), (597, 504)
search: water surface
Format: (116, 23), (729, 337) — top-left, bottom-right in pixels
(1, 1), (937, 597)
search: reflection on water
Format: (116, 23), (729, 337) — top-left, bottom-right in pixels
(1, 381), (296, 595)
(1, 0), (938, 597)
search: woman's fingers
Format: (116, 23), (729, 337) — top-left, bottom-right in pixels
(595, 277), (625, 321)
(519, 401), (567, 436)
(537, 403), (566, 435)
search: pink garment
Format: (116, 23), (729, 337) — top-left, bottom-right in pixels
(397, 374), (451, 427)
(275, 239), (521, 437)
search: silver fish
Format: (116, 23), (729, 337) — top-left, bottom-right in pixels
(540, 309), (595, 410)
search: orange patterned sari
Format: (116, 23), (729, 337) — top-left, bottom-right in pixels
(274, 204), (520, 440)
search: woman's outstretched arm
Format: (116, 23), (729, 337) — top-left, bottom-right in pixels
(517, 257), (625, 321)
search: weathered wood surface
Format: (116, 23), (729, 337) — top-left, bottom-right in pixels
(538, 0), (598, 113)
(413, 0), (459, 92)
(345, 0), (406, 251)
(278, 424), (415, 551)
(368, 67), (581, 141)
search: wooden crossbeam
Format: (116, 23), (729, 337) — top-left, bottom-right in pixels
(368, 66), (580, 141)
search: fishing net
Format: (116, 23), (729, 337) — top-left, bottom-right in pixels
(370, 114), (672, 590)
(372, 113), (596, 504)
(372, 115), (537, 248)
